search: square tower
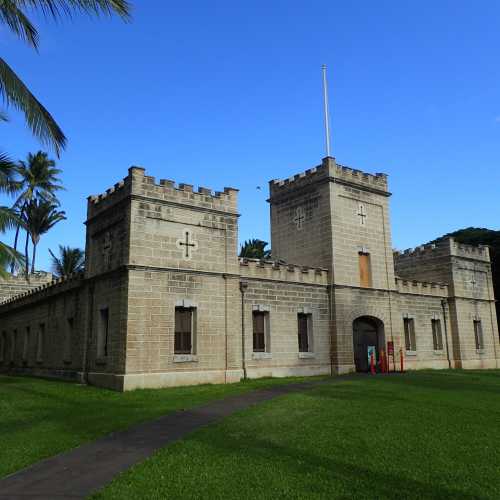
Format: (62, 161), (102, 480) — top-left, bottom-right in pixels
(269, 157), (399, 374)
(269, 156), (395, 290)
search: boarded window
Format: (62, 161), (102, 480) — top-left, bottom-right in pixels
(23, 327), (30, 362)
(359, 253), (372, 288)
(404, 318), (416, 351)
(474, 320), (484, 350)
(298, 313), (311, 353)
(36, 324), (45, 362)
(97, 308), (109, 358)
(175, 307), (193, 354)
(253, 311), (267, 352)
(431, 319), (443, 350)
(64, 318), (73, 362)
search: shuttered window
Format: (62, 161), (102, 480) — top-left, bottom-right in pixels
(404, 318), (416, 351)
(298, 313), (309, 352)
(474, 320), (484, 350)
(23, 327), (30, 362)
(0, 331), (5, 362)
(359, 253), (372, 288)
(36, 324), (45, 362)
(432, 319), (443, 350)
(64, 318), (73, 362)
(175, 307), (193, 354)
(253, 311), (266, 352)
(97, 308), (109, 358)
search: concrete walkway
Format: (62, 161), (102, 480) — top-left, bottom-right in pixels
(0, 376), (362, 500)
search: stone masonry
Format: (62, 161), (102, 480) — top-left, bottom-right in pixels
(0, 157), (498, 390)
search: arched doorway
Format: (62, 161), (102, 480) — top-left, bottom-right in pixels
(353, 316), (385, 372)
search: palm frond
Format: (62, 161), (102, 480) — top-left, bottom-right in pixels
(0, 0), (39, 48)
(0, 57), (66, 155)
(0, 206), (23, 232)
(49, 244), (84, 277)
(0, 152), (21, 195)
(0, 109), (9, 121)
(0, 240), (24, 277)
(12, 0), (130, 20)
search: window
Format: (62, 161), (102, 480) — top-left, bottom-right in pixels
(175, 307), (194, 354)
(404, 318), (416, 351)
(64, 318), (73, 362)
(97, 308), (109, 358)
(10, 330), (17, 362)
(0, 331), (6, 362)
(252, 311), (268, 352)
(431, 319), (443, 351)
(474, 320), (484, 350)
(36, 324), (45, 362)
(359, 253), (372, 288)
(298, 313), (312, 352)
(23, 327), (30, 362)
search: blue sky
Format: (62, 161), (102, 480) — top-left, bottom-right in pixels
(2, 1), (500, 270)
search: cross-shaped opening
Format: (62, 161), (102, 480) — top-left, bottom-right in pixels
(179, 230), (196, 258)
(357, 204), (367, 226)
(293, 207), (305, 230)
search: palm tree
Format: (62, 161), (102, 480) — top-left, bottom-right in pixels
(49, 245), (85, 277)
(0, 0), (130, 156)
(23, 199), (66, 274)
(239, 239), (271, 259)
(1, 1), (130, 273)
(0, 153), (24, 276)
(10, 151), (63, 272)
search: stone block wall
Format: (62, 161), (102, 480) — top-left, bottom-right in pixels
(0, 272), (53, 304)
(240, 260), (330, 378)
(0, 273), (87, 381)
(121, 268), (241, 390)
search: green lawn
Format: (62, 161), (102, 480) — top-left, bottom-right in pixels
(0, 374), (319, 478)
(93, 370), (500, 500)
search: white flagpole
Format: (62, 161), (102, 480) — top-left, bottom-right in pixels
(322, 64), (332, 157)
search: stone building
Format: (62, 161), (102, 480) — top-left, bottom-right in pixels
(0, 157), (498, 390)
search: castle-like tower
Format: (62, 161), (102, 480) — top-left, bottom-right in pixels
(0, 158), (498, 390)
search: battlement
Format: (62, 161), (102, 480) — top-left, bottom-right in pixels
(394, 237), (490, 263)
(0, 272), (53, 304)
(269, 156), (388, 198)
(239, 258), (328, 285)
(129, 166), (238, 214)
(87, 166), (239, 219)
(449, 238), (490, 262)
(395, 277), (448, 297)
(0, 272), (84, 309)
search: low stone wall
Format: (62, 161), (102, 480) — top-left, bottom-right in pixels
(0, 272), (53, 304)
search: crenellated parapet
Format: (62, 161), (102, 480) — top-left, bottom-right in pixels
(395, 277), (448, 297)
(269, 156), (388, 200)
(0, 272), (84, 310)
(128, 166), (238, 214)
(239, 258), (328, 285)
(449, 238), (491, 262)
(0, 272), (53, 304)
(87, 166), (239, 220)
(394, 237), (491, 264)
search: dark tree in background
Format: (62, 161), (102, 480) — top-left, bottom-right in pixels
(239, 239), (271, 259)
(432, 227), (500, 331)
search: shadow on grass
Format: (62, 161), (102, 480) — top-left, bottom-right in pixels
(158, 430), (485, 500)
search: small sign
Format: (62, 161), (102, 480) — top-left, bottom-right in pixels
(387, 341), (394, 356)
(367, 346), (376, 365)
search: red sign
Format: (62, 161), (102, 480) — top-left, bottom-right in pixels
(387, 341), (394, 356)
